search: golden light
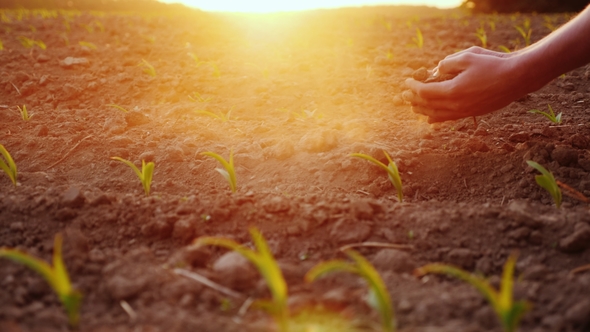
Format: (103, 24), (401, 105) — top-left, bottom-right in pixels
(159, 0), (463, 13)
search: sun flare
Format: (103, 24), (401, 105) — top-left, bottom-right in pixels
(158, 0), (463, 13)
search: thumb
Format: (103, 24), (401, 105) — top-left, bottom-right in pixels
(437, 52), (475, 75)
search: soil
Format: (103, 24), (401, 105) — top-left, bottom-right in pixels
(1, 5), (590, 332)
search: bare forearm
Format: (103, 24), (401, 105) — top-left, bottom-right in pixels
(517, 5), (590, 90)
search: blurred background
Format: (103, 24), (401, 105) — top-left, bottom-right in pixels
(0, 0), (587, 13)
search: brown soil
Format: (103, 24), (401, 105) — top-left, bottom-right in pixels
(1, 6), (590, 332)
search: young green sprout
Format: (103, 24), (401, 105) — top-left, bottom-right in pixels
(110, 157), (155, 196)
(0, 233), (82, 328)
(475, 26), (487, 48)
(526, 160), (562, 208)
(194, 109), (231, 122)
(0, 144), (17, 186)
(415, 253), (530, 332)
(350, 150), (403, 202)
(498, 45), (512, 53)
(409, 27), (423, 49)
(17, 105), (32, 121)
(528, 104), (562, 124)
(0, 39), (3, 50)
(188, 92), (211, 103)
(193, 228), (288, 332)
(514, 19), (532, 46)
(139, 59), (156, 77)
(17, 36), (46, 49)
(305, 249), (395, 332)
(201, 149), (237, 193)
(106, 104), (129, 113)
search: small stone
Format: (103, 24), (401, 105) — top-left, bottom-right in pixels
(508, 227), (531, 241)
(39, 75), (50, 85)
(329, 219), (372, 244)
(61, 187), (85, 208)
(105, 274), (149, 300)
(503, 200), (543, 228)
(271, 140), (295, 160)
(125, 111), (150, 127)
(298, 130), (338, 153)
(371, 249), (415, 273)
(60, 57), (89, 67)
(138, 151), (156, 163)
(412, 67), (429, 82)
(466, 138), (489, 153)
(36, 53), (50, 63)
(559, 222), (590, 252)
(551, 145), (578, 166)
(522, 264), (548, 281)
(509, 131), (530, 143)
(9, 222), (24, 231)
(212, 251), (258, 291)
(263, 196), (290, 213)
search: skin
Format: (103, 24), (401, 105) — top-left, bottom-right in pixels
(405, 5), (590, 123)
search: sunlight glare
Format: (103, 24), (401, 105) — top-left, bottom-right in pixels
(159, 0), (463, 13)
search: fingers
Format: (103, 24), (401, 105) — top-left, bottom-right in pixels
(405, 78), (454, 100)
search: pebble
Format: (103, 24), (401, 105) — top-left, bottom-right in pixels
(61, 187), (85, 208)
(329, 219), (372, 244)
(60, 57), (89, 67)
(263, 196), (290, 213)
(105, 274), (149, 300)
(212, 251), (258, 291)
(371, 249), (415, 273)
(559, 222), (590, 252)
(124, 110), (150, 127)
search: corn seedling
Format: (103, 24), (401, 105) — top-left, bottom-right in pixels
(201, 149), (236, 193)
(526, 160), (562, 208)
(195, 107), (232, 122)
(187, 52), (202, 66)
(0, 144), (17, 186)
(78, 41), (97, 50)
(514, 19), (532, 46)
(80, 23), (94, 33)
(0, 39), (3, 50)
(188, 92), (211, 103)
(351, 150), (403, 202)
(498, 45), (512, 53)
(415, 253), (530, 332)
(17, 36), (46, 49)
(543, 16), (557, 32)
(306, 249), (395, 332)
(193, 228), (288, 332)
(106, 104), (129, 113)
(528, 104), (561, 124)
(110, 157), (155, 196)
(17, 105), (32, 121)
(475, 26), (487, 48)
(94, 20), (104, 32)
(0, 233), (82, 327)
(139, 59), (156, 77)
(408, 27), (423, 49)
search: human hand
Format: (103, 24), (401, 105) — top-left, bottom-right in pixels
(404, 47), (530, 123)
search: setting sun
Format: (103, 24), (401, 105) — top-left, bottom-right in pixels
(158, 0), (463, 13)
